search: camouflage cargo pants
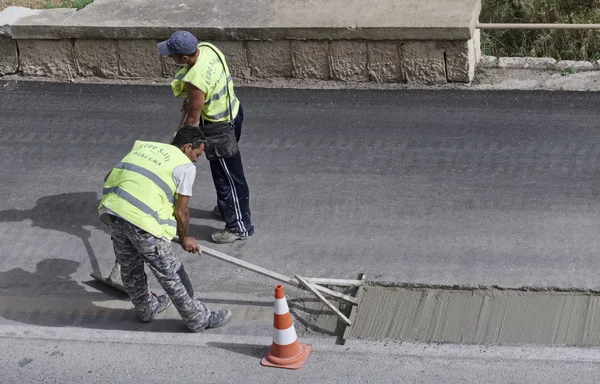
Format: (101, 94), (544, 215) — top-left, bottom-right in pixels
(108, 215), (211, 332)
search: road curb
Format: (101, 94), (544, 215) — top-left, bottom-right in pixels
(480, 55), (599, 72)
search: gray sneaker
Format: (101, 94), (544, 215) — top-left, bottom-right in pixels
(141, 293), (172, 322)
(207, 309), (232, 328)
(211, 229), (249, 244)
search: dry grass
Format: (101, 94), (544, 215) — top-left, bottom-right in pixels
(481, 0), (600, 60)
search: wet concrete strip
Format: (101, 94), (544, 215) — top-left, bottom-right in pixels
(351, 285), (600, 345)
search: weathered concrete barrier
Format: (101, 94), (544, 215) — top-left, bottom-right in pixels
(1, 0), (482, 84)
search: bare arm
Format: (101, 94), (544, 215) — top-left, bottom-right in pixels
(183, 83), (206, 127)
(174, 194), (200, 253)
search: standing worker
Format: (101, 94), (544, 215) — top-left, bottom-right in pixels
(157, 31), (254, 244)
(98, 127), (231, 332)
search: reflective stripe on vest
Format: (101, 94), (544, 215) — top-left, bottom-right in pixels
(197, 43), (237, 122)
(99, 141), (190, 239)
(204, 76), (232, 105)
(170, 43), (239, 122)
(102, 186), (177, 227)
(114, 161), (176, 205)
(203, 96), (238, 121)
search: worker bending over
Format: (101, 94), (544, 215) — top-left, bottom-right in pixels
(98, 127), (231, 332)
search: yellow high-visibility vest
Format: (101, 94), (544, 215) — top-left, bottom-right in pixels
(98, 141), (191, 239)
(171, 42), (239, 123)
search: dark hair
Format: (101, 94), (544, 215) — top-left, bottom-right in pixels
(179, 50), (197, 57)
(172, 126), (206, 149)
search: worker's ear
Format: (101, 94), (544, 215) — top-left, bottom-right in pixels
(181, 143), (192, 154)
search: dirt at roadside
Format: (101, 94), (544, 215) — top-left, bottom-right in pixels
(4, 67), (600, 93)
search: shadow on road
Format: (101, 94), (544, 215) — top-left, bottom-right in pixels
(0, 257), (190, 332)
(0, 192), (110, 277)
(0, 192), (336, 336)
(206, 342), (268, 358)
(0, 192), (218, 276)
(0, 192), (220, 333)
(0, 258), (81, 290)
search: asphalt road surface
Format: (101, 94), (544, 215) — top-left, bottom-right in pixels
(2, 81), (600, 290)
(3, 80), (600, 382)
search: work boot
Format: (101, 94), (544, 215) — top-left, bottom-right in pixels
(211, 229), (249, 244)
(207, 309), (232, 329)
(140, 293), (172, 322)
(212, 205), (223, 220)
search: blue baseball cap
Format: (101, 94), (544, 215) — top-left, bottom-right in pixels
(157, 31), (198, 56)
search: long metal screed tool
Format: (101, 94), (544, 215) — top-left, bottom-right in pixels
(92, 104), (364, 326)
(91, 238), (364, 325)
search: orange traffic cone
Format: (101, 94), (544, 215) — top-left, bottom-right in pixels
(261, 285), (312, 369)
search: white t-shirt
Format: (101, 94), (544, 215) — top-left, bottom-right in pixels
(172, 163), (196, 197)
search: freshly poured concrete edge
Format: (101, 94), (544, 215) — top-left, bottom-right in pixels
(351, 285), (600, 346)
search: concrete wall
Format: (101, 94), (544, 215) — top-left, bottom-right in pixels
(0, 36), (18, 75)
(0, 1), (482, 84)
(1, 35), (481, 84)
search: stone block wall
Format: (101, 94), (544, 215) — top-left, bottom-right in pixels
(0, 36), (18, 75)
(18, 39), (76, 78)
(1, 35), (479, 84)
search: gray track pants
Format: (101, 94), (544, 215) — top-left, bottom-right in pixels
(108, 215), (211, 331)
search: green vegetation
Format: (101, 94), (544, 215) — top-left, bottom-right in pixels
(42, 0), (92, 10)
(561, 66), (578, 75)
(481, 0), (600, 60)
